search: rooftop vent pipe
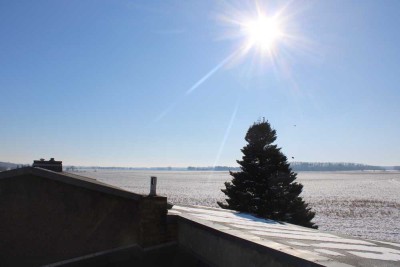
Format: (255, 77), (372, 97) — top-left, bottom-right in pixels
(150, 176), (157, 196)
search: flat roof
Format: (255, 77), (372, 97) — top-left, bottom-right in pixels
(169, 205), (400, 267)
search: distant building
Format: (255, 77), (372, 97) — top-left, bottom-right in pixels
(32, 158), (62, 172)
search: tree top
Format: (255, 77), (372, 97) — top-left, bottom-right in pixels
(245, 121), (277, 145)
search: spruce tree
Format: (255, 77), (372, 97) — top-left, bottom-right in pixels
(218, 120), (317, 229)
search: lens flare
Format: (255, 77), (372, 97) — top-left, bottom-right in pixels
(154, 1), (312, 123)
(243, 15), (283, 52)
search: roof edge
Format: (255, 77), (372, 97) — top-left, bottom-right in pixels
(0, 167), (144, 201)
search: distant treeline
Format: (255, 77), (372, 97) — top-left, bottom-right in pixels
(67, 166), (241, 171)
(0, 162), (30, 171)
(187, 166), (240, 171)
(2, 161), (399, 172)
(290, 162), (385, 171)
(187, 163), (387, 172)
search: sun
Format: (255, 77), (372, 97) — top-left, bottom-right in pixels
(243, 15), (283, 52)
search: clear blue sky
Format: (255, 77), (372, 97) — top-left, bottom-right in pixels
(1, 0), (399, 167)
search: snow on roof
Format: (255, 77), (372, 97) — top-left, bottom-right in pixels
(170, 205), (400, 266)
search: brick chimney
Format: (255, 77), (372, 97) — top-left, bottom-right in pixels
(32, 158), (63, 172)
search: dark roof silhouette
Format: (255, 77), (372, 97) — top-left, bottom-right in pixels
(0, 167), (142, 200)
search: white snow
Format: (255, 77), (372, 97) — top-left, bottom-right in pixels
(173, 204), (400, 263)
(314, 249), (345, 256)
(347, 251), (400, 261)
(187, 214), (237, 223)
(231, 224), (338, 237)
(313, 243), (400, 255)
(287, 241), (311, 247)
(229, 221), (316, 232)
(82, 170), (400, 243)
(249, 231), (375, 245)
(231, 212), (280, 224)
(375, 240), (400, 248)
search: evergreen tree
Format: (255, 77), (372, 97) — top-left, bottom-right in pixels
(218, 120), (317, 229)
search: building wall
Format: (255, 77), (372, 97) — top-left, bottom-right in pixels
(176, 217), (321, 267)
(0, 174), (168, 267)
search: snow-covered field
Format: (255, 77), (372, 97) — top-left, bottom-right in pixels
(78, 170), (400, 243)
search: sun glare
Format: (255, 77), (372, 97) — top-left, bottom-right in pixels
(243, 15), (283, 52)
